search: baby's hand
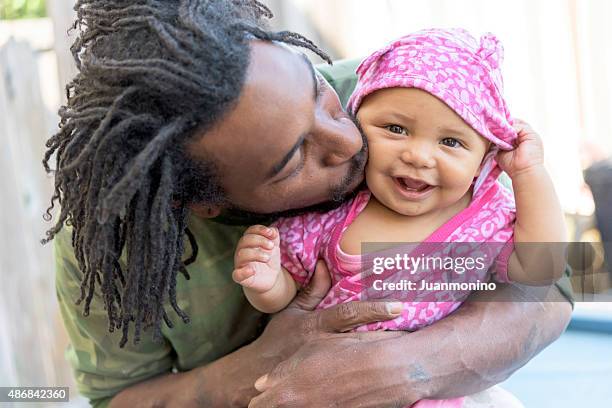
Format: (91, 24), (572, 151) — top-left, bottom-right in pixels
(232, 225), (281, 293)
(496, 119), (545, 178)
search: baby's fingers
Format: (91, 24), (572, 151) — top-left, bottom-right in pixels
(512, 118), (538, 136)
(233, 264), (277, 292)
(243, 225), (276, 241)
(237, 227), (277, 250)
(235, 247), (272, 268)
(512, 117), (529, 129)
(232, 266), (256, 286)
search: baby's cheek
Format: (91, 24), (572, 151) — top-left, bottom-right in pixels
(439, 164), (476, 196)
(448, 158), (480, 183)
(364, 167), (385, 194)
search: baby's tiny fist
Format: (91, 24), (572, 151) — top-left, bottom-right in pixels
(232, 266), (254, 284)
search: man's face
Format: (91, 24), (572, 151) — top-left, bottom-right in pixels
(187, 41), (366, 215)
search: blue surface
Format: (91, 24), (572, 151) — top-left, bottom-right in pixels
(501, 330), (612, 407)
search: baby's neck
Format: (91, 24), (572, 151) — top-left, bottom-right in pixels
(339, 191), (472, 255)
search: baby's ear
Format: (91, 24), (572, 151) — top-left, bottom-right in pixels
(188, 203), (222, 218)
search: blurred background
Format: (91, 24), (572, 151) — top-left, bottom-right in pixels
(1, 0), (611, 406)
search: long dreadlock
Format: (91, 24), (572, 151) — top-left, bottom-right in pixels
(42, 0), (331, 347)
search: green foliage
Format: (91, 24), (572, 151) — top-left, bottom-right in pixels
(0, 0), (47, 20)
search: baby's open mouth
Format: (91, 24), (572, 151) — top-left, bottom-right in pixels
(395, 177), (432, 192)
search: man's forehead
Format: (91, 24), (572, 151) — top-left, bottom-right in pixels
(246, 40), (313, 85)
(249, 39), (300, 60)
(189, 41), (315, 173)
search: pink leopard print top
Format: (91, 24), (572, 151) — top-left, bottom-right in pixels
(274, 168), (515, 332)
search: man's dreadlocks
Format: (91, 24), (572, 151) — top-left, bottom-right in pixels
(42, 0), (331, 347)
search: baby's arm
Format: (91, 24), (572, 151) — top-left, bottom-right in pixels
(232, 225), (298, 313)
(497, 120), (567, 284)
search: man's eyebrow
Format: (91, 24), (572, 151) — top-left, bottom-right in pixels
(299, 52), (319, 101)
(269, 134), (305, 178)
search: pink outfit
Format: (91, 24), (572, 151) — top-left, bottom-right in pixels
(347, 28), (516, 151)
(275, 179), (515, 331)
(275, 29), (519, 407)
(275, 179), (515, 408)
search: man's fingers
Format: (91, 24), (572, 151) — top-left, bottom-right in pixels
(318, 301), (403, 332)
(286, 260), (403, 330)
(249, 392), (280, 408)
(254, 374), (269, 392)
(288, 260), (332, 311)
(250, 363), (300, 407)
(252, 329), (404, 393)
(254, 356), (296, 392)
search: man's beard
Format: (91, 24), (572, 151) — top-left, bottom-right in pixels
(218, 117), (368, 225)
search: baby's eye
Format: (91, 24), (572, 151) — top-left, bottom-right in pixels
(386, 125), (408, 135)
(440, 137), (462, 148)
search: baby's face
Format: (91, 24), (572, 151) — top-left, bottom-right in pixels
(356, 87), (489, 217)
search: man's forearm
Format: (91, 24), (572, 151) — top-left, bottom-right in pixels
(390, 283), (572, 400)
(110, 284), (572, 407)
(110, 262), (404, 408)
(109, 341), (268, 408)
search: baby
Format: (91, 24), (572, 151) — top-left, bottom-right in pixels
(232, 29), (566, 407)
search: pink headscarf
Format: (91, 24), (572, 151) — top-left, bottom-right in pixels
(347, 28), (518, 192)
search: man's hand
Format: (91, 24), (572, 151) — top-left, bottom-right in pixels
(109, 260), (403, 408)
(249, 332), (412, 408)
(110, 261), (571, 408)
(246, 260), (404, 374)
(248, 283), (572, 408)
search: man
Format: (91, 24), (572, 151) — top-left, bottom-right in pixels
(47, 1), (573, 407)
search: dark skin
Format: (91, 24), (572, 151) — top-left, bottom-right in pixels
(188, 41), (367, 216)
(109, 41), (572, 407)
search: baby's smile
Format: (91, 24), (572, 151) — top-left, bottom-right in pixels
(392, 176), (436, 201)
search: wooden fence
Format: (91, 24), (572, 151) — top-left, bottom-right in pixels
(0, 37), (85, 407)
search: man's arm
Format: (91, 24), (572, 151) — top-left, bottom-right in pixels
(397, 283), (571, 400)
(106, 262), (572, 408)
(249, 283), (572, 407)
(107, 341), (268, 407)
(56, 215), (400, 408)
(108, 261), (403, 407)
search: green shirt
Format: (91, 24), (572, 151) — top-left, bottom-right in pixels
(55, 59), (574, 408)
(55, 217), (264, 408)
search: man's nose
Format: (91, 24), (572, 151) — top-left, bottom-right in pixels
(314, 118), (361, 167)
(400, 139), (436, 168)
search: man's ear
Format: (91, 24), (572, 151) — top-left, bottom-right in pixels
(188, 203), (222, 218)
